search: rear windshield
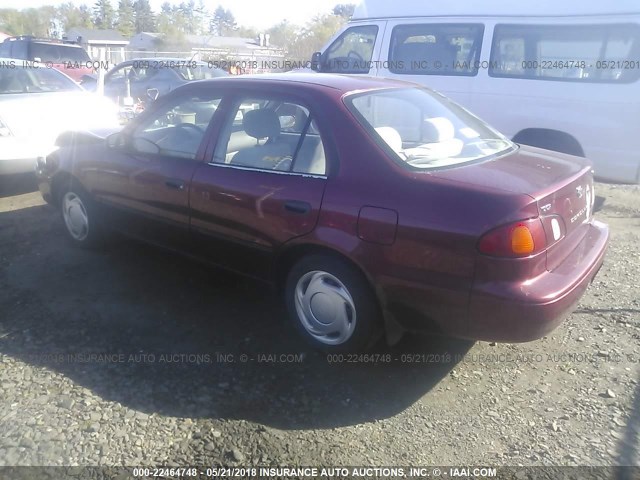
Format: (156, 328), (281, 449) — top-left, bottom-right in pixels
(31, 43), (91, 63)
(0, 66), (80, 94)
(345, 87), (514, 170)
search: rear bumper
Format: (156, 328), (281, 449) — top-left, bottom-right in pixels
(465, 220), (609, 342)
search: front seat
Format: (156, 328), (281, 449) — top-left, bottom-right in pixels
(231, 109), (292, 169)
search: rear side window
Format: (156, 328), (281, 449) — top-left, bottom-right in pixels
(321, 25), (378, 74)
(389, 24), (484, 76)
(490, 24), (640, 83)
(212, 97), (327, 176)
(31, 43), (91, 63)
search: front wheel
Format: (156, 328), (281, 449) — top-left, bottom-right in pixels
(60, 187), (105, 247)
(285, 254), (382, 352)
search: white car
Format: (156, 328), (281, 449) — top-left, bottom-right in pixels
(0, 58), (120, 175)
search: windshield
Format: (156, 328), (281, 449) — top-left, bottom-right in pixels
(345, 87), (515, 169)
(0, 66), (80, 94)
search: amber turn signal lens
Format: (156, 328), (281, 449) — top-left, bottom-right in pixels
(511, 224), (535, 255)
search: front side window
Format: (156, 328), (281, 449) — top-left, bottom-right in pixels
(346, 87), (514, 170)
(212, 97), (327, 176)
(490, 24), (640, 83)
(389, 24), (484, 76)
(130, 94), (221, 159)
(322, 25), (378, 74)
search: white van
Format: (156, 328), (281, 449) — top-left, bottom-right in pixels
(311, 0), (640, 183)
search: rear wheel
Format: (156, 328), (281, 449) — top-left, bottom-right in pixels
(285, 254), (382, 352)
(60, 186), (104, 248)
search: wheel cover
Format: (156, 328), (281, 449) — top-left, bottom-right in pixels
(294, 270), (356, 345)
(62, 192), (89, 241)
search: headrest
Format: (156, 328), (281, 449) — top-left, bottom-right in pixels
(243, 109), (280, 139)
(422, 117), (455, 142)
(375, 126), (403, 152)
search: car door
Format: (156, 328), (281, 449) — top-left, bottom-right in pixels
(96, 90), (223, 249)
(189, 94), (329, 280)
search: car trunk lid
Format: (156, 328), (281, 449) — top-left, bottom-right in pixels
(430, 145), (595, 269)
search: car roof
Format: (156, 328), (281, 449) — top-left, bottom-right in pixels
(352, 0), (640, 19)
(190, 73), (415, 95)
(2, 36), (85, 47)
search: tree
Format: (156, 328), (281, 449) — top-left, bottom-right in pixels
(55, 3), (94, 32)
(209, 6), (236, 36)
(287, 13), (347, 61)
(332, 3), (355, 19)
(178, 0), (197, 35)
(266, 20), (298, 49)
(116, 0), (135, 36)
(93, 0), (115, 29)
(0, 7), (56, 36)
(78, 5), (94, 27)
(133, 0), (155, 33)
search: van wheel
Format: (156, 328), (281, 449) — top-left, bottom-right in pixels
(285, 254), (382, 352)
(60, 186), (105, 248)
(513, 129), (584, 157)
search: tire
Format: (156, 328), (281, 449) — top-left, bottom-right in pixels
(59, 184), (105, 248)
(284, 254), (382, 352)
(513, 130), (584, 157)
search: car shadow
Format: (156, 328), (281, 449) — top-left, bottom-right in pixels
(616, 372), (640, 473)
(0, 173), (38, 198)
(0, 205), (471, 430)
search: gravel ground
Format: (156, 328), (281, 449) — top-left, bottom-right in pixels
(0, 174), (638, 468)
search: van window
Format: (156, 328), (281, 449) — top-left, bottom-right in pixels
(322, 25), (378, 74)
(490, 24), (640, 83)
(389, 24), (484, 76)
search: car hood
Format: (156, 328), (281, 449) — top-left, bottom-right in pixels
(0, 91), (120, 145)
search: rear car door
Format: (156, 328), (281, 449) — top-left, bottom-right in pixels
(189, 94), (329, 279)
(97, 90), (223, 249)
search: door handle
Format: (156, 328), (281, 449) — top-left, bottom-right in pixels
(284, 200), (312, 215)
(165, 179), (185, 190)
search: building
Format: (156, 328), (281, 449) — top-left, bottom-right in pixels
(127, 32), (285, 71)
(64, 28), (129, 64)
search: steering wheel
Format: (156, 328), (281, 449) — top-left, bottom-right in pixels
(347, 50), (364, 61)
(175, 123), (204, 134)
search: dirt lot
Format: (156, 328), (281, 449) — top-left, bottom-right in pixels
(0, 174), (638, 468)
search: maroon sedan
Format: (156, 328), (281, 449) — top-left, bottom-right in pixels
(36, 74), (609, 352)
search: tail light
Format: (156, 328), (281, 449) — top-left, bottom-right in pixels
(478, 218), (547, 258)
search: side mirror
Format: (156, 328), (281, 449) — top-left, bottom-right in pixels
(279, 115), (296, 129)
(147, 88), (160, 101)
(106, 132), (125, 149)
(311, 52), (322, 72)
(132, 137), (161, 155)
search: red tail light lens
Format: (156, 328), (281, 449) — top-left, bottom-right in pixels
(478, 218), (547, 257)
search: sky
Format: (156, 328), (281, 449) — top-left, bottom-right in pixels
(2, 0), (343, 29)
